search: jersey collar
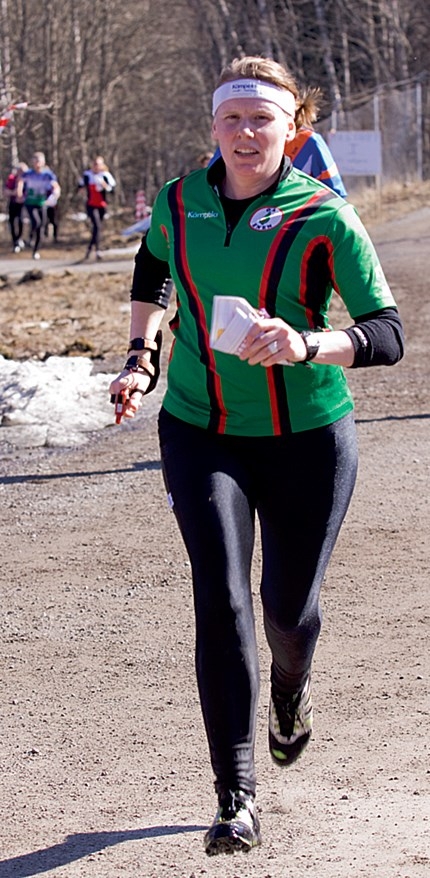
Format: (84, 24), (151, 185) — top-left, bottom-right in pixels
(207, 155), (293, 196)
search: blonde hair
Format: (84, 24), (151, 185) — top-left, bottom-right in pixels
(93, 155), (108, 171)
(216, 56), (322, 130)
(197, 151), (214, 168)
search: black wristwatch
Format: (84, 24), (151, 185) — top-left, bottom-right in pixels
(300, 331), (320, 363)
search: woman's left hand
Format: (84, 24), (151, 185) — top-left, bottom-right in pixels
(238, 317), (306, 366)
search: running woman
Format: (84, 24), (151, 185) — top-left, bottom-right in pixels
(78, 156), (116, 261)
(20, 152), (60, 259)
(109, 55), (404, 857)
(4, 162), (27, 252)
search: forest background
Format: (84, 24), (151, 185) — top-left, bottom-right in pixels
(0, 0), (429, 213)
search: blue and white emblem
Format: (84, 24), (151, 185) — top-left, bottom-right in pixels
(249, 206), (283, 231)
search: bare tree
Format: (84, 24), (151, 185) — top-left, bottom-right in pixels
(0, 0), (19, 165)
(0, 0), (428, 204)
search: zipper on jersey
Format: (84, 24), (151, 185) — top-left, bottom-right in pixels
(213, 181), (247, 247)
(221, 200), (258, 247)
(224, 220), (233, 247)
(214, 183), (266, 247)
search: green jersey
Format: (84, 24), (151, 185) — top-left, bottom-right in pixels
(23, 168), (58, 207)
(146, 164), (396, 436)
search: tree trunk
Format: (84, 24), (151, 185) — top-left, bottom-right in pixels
(0, 0), (19, 166)
(313, 0), (344, 117)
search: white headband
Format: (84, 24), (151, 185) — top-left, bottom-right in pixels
(212, 79), (296, 117)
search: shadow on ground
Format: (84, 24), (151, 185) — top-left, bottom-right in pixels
(0, 824), (207, 877)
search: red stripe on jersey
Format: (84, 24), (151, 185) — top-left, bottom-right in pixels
(175, 179), (228, 432)
(265, 368), (282, 435)
(168, 337), (176, 362)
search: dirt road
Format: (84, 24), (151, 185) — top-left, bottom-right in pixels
(0, 207), (429, 877)
(0, 248), (137, 281)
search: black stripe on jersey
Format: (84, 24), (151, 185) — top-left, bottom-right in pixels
(303, 240), (334, 326)
(167, 180), (225, 433)
(272, 365), (292, 433)
(264, 190), (336, 317)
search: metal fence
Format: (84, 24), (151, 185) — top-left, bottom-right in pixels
(317, 75), (429, 190)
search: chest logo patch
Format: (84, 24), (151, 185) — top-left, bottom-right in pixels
(249, 206), (283, 231)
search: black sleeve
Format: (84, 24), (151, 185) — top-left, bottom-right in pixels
(76, 171), (88, 194)
(343, 307), (404, 367)
(130, 235), (173, 309)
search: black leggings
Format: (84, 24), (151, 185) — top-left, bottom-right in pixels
(158, 408), (358, 797)
(26, 204), (46, 254)
(87, 206), (105, 251)
(8, 201), (23, 246)
(44, 205), (58, 241)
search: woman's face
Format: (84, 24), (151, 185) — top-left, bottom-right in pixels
(32, 154), (45, 172)
(212, 97), (295, 192)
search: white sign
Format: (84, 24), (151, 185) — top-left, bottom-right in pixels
(328, 130), (382, 176)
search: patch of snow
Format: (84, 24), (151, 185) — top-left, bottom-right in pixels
(102, 245), (139, 258)
(69, 212), (88, 222)
(0, 356), (116, 448)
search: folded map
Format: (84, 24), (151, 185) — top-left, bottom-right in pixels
(209, 296), (258, 354)
(209, 295), (293, 365)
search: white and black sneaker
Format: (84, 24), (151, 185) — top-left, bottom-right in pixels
(269, 675), (313, 766)
(204, 789), (261, 856)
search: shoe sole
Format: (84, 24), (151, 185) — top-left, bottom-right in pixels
(205, 828), (260, 856)
(204, 820), (261, 856)
(269, 730), (311, 766)
(205, 835), (253, 855)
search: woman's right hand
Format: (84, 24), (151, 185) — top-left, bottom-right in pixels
(109, 369), (152, 420)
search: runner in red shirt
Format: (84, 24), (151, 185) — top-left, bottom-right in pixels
(78, 156), (116, 261)
(3, 162), (27, 252)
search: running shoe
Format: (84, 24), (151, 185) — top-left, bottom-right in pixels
(269, 675), (313, 766)
(204, 789), (261, 856)
(32, 252), (41, 260)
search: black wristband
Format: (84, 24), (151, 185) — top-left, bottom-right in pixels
(124, 355), (155, 378)
(123, 329), (162, 396)
(127, 337), (158, 353)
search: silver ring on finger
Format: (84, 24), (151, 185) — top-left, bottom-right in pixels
(268, 340), (278, 355)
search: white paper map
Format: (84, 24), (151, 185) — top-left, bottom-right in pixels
(209, 296), (258, 354)
(209, 296), (293, 365)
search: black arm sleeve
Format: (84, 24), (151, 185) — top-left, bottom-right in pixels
(130, 235), (173, 310)
(343, 307), (404, 367)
